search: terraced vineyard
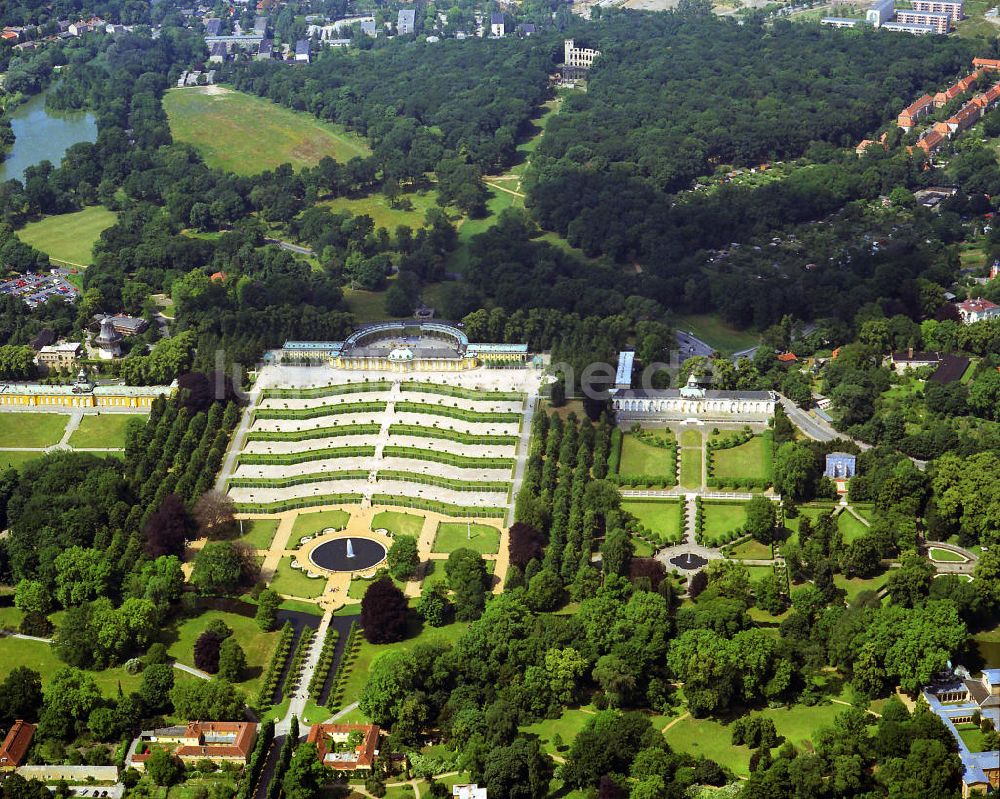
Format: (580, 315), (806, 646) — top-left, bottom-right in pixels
(228, 376), (526, 517)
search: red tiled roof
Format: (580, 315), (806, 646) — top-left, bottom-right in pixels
(958, 298), (1000, 312)
(901, 94), (935, 117)
(0, 721), (35, 768)
(777, 352), (798, 362)
(307, 724), (380, 770)
(917, 130), (945, 153)
(973, 57), (1000, 70)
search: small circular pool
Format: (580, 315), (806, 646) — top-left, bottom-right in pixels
(309, 537), (387, 572)
(669, 552), (708, 571)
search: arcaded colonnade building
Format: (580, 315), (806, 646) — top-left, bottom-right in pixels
(279, 321), (528, 372)
(612, 374), (777, 424)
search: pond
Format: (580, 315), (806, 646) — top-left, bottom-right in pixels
(0, 89), (97, 184)
(309, 536), (387, 572)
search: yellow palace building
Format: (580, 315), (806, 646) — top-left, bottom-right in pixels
(0, 370), (174, 410)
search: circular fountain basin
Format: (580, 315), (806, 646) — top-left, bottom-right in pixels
(668, 552), (709, 571)
(309, 537), (387, 572)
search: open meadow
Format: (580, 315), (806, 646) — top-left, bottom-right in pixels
(164, 87), (371, 175)
(17, 205), (117, 267)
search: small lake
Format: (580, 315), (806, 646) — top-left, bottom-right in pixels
(0, 89), (97, 184)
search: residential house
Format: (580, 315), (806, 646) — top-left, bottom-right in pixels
(203, 17), (222, 35)
(922, 669), (999, 798)
(894, 9), (951, 31)
(36, 342), (82, 372)
(307, 724), (380, 770)
(397, 9), (415, 35)
(0, 721), (35, 771)
(516, 22), (536, 36)
(253, 15), (268, 35)
(294, 39), (310, 62)
(897, 94), (935, 131)
(490, 11), (505, 36)
(208, 41), (227, 62)
(257, 39), (273, 59)
(910, 0), (963, 20)
(889, 348), (943, 373)
(107, 315), (149, 336)
(776, 352), (798, 365)
(934, 71), (981, 107)
(956, 297), (1000, 324)
(132, 722), (257, 770)
(1, 29), (20, 43)
(973, 56), (1000, 70)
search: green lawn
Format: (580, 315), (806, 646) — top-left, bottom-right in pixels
(164, 87), (371, 175)
(836, 511), (869, 544)
(17, 205), (117, 267)
(338, 620), (470, 707)
(432, 522), (500, 555)
(371, 510), (425, 538)
(674, 314), (759, 354)
(165, 609), (282, 696)
(348, 574), (406, 601)
(728, 537), (772, 559)
(239, 519), (281, 550)
(520, 706), (597, 757)
(0, 451), (45, 472)
(619, 433), (675, 478)
(680, 429), (702, 448)
(322, 190), (442, 231)
(702, 501), (747, 537)
(268, 557), (326, 599)
(680, 448), (702, 489)
(67, 413), (142, 448)
(622, 500), (682, 541)
(928, 547), (966, 562)
(833, 574), (886, 603)
(0, 412), (67, 447)
(0, 635), (146, 698)
(664, 701), (847, 776)
(712, 436), (771, 480)
(0, 606), (23, 631)
(956, 723), (988, 753)
(291, 509), (351, 536)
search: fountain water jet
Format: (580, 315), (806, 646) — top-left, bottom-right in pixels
(346, 538), (355, 558)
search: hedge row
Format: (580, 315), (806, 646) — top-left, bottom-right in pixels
(388, 423), (518, 446)
(608, 428), (623, 474)
(228, 470), (369, 489)
(394, 401), (520, 424)
(281, 626), (315, 697)
(261, 380), (392, 399)
(238, 446), (375, 466)
(255, 622), (295, 710)
(236, 719), (274, 799)
(254, 401), (387, 420)
(612, 474), (677, 489)
(370, 493), (506, 518)
(400, 381), (525, 402)
(235, 494), (363, 514)
(706, 477), (772, 490)
(307, 629), (340, 702)
(246, 423), (381, 442)
(325, 622), (361, 712)
(382, 445), (514, 471)
(377, 469), (510, 493)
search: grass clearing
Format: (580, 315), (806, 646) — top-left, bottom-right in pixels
(680, 429), (702, 448)
(0, 450), (45, 472)
(164, 87), (371, 175)
(0, 635), (145, 698)
(928, 547), (966, 562)
(619, 433), (675, 478)
(239, 519), (281, 550)
(520, 706), (596, 757)
(833, 574), (886, 603)
(702, 501), (747, 537)
(17, 205), (117, 267)
(269, 557), (326, 599)
(728, 537), (772, 559)
(0, 412), (67, 447)
(680, 448), (702, 489)
(67, 413), (142, 449)
(291, 509), (350, 536)
(165, 609), (281, 696)
(433, 522), (500, 555)
(836, 511), (869, 544)
(322, 190), (441, 231)
(957, 723), (988, 753)
(371, 510), (425, 538)
(622, 500), (682, 540)
(712, 436), (771, 480)
(674, 313), (759, 353)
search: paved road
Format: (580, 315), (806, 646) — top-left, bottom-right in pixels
(265, 238), (315, 257)
(215, 383), (262, 492)
(778, 396), (852, 444)
(506, 394), (536, 526)
(675, 330), (714, 361)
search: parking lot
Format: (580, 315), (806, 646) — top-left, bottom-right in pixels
(0, 269), (80, 308)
